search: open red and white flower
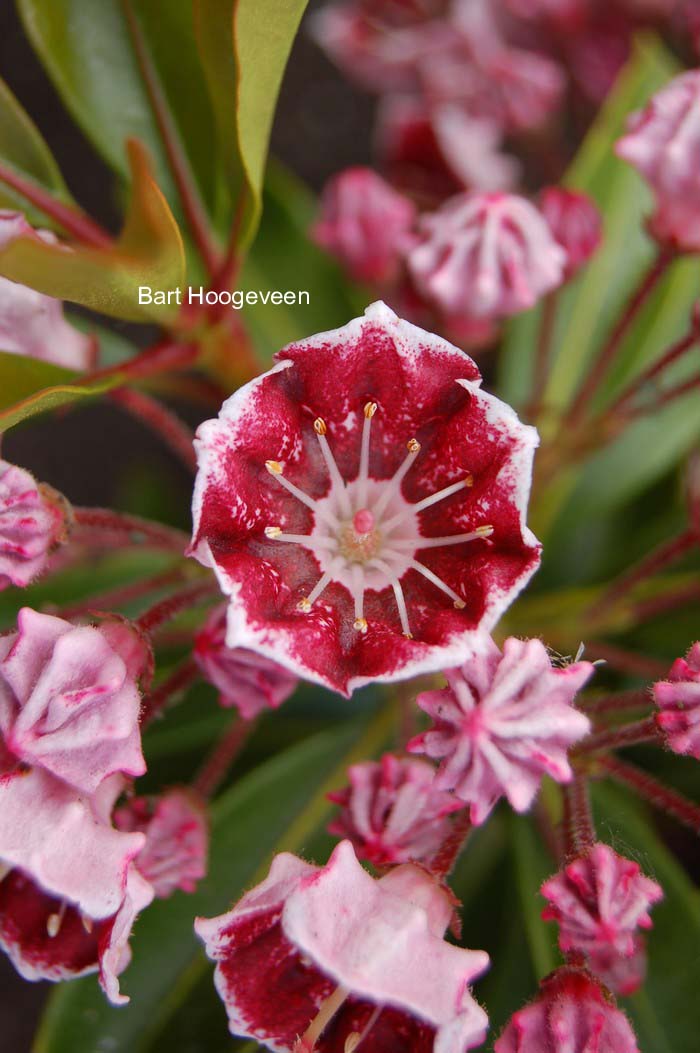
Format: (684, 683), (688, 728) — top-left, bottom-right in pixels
(195, 839), (489, 1053)
(190, 303), (540, 696)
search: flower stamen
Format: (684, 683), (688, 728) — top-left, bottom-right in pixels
(410, 559), (466, 608)
(294, 984), (350, 1052)
(314, 417), (351, 517)
(265, 461), (339, 527)
(47, 900), (68, 938)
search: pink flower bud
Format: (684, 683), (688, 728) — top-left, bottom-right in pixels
(0, 459), (67, 590)
(616, 71), (700, 252)
(408, 192), (566, 319)
(312, 167), (417, 285)
(653, 642), (700, 757)
(540, 187), (603, 278)
(409, 636), (593, 823)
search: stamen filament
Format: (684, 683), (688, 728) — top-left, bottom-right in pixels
(266, 461), (338, 527)
(382, 476), (473, 532)
(410, 559), (466, 608)
(265, 527), (337, 554)
(399, 526), (493, 550)
(314, 418), (352, 517)
(372, 438), (421, 519)
(357, 402), (377, 506)
(47, 900), (68, 938)
(296, 985), (350, 1052)
(299, 561), (342, 611)
(350, 564), (368, 633)
(345, 1006), (383, 1053)
(392, 579), (412, 638)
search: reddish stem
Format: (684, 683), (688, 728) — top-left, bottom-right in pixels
(629, 374), (700, 417)
(587, 642), (669, 680)
(580, 689), (651, 718)
(568, 250), (672, 428)
(72, 507), (188, 553)
(120, 0), (219, 276)
(529, 290), (559, 416)
(606, 328), (698, 418)
(109, 387), (196, 472)
(634, 579), (700, 623)
(80, 339), (199, 388)
(141, 657), (199, 725)
(210, 194), (247, 297)
(592, 529), (698, 616)
(56, 566), (188, 620)
(136, 580), (216, 634)
(599, 755), (700, 834)
(562, 774), (595, 859)
(193, 717), (254, 797)
(0, 161), (112, 248)
(429, 808), (473, 879)
(579, 715), (660, 754)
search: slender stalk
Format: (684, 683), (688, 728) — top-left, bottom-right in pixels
(193, 717), (254, 797)
(80, 339), (199, 388)
(562, 774), (595, 859)
(587, 641), (668, 680)
(109, 387), (196, 472)
(136, 580), (217, 634)
(599, 755), (700, 834)
(120, 0), (219, 275)
(56, 565), (188, 620)
(0, 161), (112, 248)
(591, 529), (697, 616)
(529, 290), (559, 417)
(578, 715), (660, 754)
(141, 657), (199, 725)
(605, 328), (698, 419)
(628, 373), (700, 417)
(72, 507), (188, 553)
(429, 808), (472, 878)
(567, 250), (672, 428)
(634, 579), (700, 624)
(580, 689), (651, 718)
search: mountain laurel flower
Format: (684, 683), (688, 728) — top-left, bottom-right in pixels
(0, 211), (93, 370)
(0, 770), (153, 1003)
(327, 754), (463, 867)
(312, 168), (417, 285)
(0, 607), (146, 795)
(408, 193), (566, 319)
(539, 187), (603, 279)
(0, 459), (68, 590)
(189, 302), (541, 696)
(615, 71), (700, 252)
(540, 842), (663, 994)
(195, 839), (490, 1053)
(653, 642), (700, 757)
(495, 968), (640, 1053)
(409, 636), (593, 823)
(194, 604), (298, 718)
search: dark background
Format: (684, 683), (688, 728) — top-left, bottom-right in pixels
(0, 2), (371, 1047)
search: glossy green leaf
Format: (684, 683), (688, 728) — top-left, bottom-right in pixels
(0, 350), (123, 431)
(593, 782), (700, 1053)
(194, 0), (308, 249)
(0, 139), (185, 322)
(33, 711), (394, 1053)
(0, 76), (71, 222)
(16, 0), (220, 217)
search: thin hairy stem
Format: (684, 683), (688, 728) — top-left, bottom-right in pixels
(110, 387), (196, 471)
(142, 657), (199, 724)
(429, 808), (472, 878)
(587, 642), (668, 680)
(72, 507), (189, 553)
(578, 715), (660, 754)
(0, 162), (112, 247)
(136, 580), (217, 634)
(591, 529), (698, 617)
(562, 774), (595, 859)
(599, 755), (700, 834)
(193, 717), (255, 797)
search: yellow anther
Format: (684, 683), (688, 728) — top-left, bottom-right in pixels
(353, 617), (368, 634)
(82, 915), (94, 934)
(297, 597), (312, 613)
(313, 417), (327, 436)
(453, 598), (466, 610)
(46, 914), (62, 938)
(406, 438), (421, 454)
(265, 525), (282, 539)
(364, 401), (378, 419)
(403, 631), (414, 640)
(265, 460), (283, 475)
(345, 1034), (362, 1053)
(476, 525), (494, 537)
(465, 473), (474, 487)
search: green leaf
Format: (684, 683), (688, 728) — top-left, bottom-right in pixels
(508, 814), (558, 979)
(0, 139), (185, 322)
(0, 350), (122, 431)
(16, 0), (220, 217)
(33, 711), (394, 1053)
(593, 782), (700, 1053)
(194, 0), (308, 249)
(0, 76), (72, 223)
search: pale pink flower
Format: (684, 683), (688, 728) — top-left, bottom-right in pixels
(0, 211), (93, 370)
(408, 193), (566, 319)
(495, 968), (639, 1053)
(616, 71), (700, 252)
(541, 842), (662, 995)
(194, 604), (298, 718)
(0, 607), (146, 794)
(409, 636), (593, 823)
(0, 459), (67, 590)
(312, 168), (417, 285)
(195, 839), (489, 1052)
(115, 789), (208, 899)
(328, 754), (463, 866)
(189, 302), (540, 695)
(539, 187), (603, 279)
(653, 642), (700, 757)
